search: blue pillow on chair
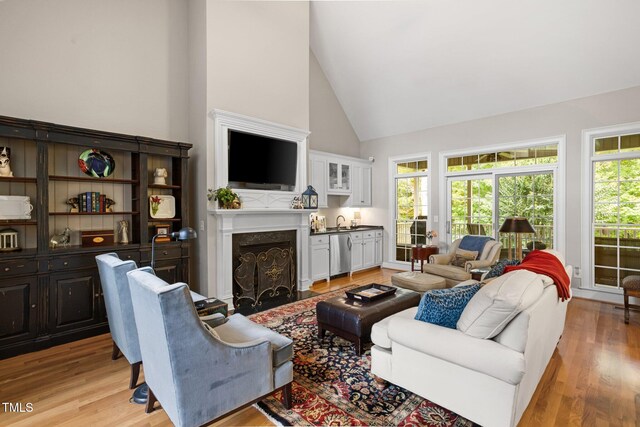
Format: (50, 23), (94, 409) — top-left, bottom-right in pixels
(484, 259), (521, 280)
(414, 284), (481, 329)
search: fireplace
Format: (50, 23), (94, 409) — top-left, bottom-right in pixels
(232, 230), (297, 313)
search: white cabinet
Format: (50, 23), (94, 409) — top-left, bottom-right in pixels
(328, 160), (351, 194)
(349, 163), (372, 207)
(310, 235), (330, 282)
(375, 232), (383, 265)
(309, 150), (372, 207)
(350, 229), (382, 273)
(309, 155), (328, 208)
(350, 232), (363, 271)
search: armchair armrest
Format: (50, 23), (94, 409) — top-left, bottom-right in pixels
(429, 253), (454, 265)
(387, 317), (525, 385)
(465, 259), (495, 272)
(200, 313), (227, 328)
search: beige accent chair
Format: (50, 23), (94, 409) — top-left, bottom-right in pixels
(423, 237), (502, 287)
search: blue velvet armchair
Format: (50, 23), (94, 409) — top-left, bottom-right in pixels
(96, 252), (207, 390)
(95, 253), (143, 388)
(126, 268), (293, 427)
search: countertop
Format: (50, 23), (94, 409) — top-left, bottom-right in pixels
(310, 225), (384, 236)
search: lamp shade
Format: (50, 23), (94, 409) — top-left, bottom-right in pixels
(499, 217), (536, 234)
(170, 227), (198, 241)
(301, 185), (318, 209)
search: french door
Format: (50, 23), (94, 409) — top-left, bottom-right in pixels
(446, 170), (556, 254)
(447, 175), (494, 243)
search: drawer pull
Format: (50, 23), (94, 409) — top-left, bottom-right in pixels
(4, 267), (9, 272)
(163, 251), (168, 255)
(126, 255), (132, 259)
(95, 293), (100, 297)
(63, 261), (69, 267)
(31, 304), (36, 309)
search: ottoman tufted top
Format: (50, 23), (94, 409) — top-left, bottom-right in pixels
(622, 275), (640, 290)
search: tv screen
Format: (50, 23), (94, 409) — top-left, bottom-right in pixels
(228, 130), (298, 191)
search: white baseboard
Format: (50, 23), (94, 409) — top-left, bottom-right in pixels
(381, 261), (410, 271)
(572, 287), (639, 305)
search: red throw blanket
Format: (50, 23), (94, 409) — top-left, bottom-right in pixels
(503, 250), (571, 301)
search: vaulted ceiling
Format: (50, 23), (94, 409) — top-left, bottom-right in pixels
(310, 1), (640, 141)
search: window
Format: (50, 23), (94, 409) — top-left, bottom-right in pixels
(393, 156), (429, 263)
(587, 130), (640, 290)
(442, 138), (563, 257)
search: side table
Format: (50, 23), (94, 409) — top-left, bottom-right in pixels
(411, 245), (439, 272)
(470, 268), (491, 281)
(195, 297), (228, 317)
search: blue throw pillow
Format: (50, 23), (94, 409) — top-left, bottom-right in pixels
(414, 284), (481, 329)
(484, 259), (521, 280)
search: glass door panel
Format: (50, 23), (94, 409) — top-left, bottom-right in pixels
(448, 176), (493, 243)
(497, 172), (554, 255)
(395, 176), (428, 262)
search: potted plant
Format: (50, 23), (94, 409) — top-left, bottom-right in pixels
(207, 187), (241, 209)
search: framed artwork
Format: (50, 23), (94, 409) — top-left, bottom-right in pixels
(155, 224), (171, 242)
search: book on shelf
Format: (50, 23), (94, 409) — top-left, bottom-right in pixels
(78, 192), (108, 213)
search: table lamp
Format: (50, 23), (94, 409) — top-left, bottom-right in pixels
(352, 211), (361, 228)
(499, 217), (535, 261)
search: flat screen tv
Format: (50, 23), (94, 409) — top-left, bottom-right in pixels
(227, 129), (298, 191)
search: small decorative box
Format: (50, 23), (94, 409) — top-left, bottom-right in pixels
(81, 229), (115, 247)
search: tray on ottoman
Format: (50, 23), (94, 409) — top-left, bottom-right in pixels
(316, 286), (421, 355)
(345, 284), (396, 302)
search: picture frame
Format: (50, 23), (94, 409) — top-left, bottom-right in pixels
(155, 224), (171, 242)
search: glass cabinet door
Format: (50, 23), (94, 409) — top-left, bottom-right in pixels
(341, 164), (350, 190)
(329, 162), (339, 190)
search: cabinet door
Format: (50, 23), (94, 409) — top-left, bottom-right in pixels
(363, 238), (376, 268)
(153, 259), (182, 284)
(375, 237), (383, 265)
(0, 276), (38, 346)
(49, 270), (101, 333)
(310, 156), (328, 208)
(328, 161), (351, 194)
(311, 245), (330, 281)
(361, 166), (372, 206)
(351, 241), (364, 271)
(350, 165), (362, 207)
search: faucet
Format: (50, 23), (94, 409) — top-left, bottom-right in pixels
(336, 215), (346, 230)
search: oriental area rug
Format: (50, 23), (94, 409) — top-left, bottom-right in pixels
(249, 288), (473, 427)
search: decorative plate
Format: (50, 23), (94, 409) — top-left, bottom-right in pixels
(149, 195), (176, 219)
(78, 149), (115, 178)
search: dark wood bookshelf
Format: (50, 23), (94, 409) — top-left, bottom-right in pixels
(49, 175), (139, 184)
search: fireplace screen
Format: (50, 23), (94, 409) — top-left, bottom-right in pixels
(232, 231), (297, 309)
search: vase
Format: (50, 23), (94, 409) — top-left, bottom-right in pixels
(427, 237), (432, 246)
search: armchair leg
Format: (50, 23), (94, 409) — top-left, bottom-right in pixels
(145, 387), (157, 414)
(130, 362), (141, 389)
(282, 382), (292, 409)
(111, 341), (120, 360)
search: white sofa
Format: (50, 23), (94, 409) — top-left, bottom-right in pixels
(371, 264), (572, 427)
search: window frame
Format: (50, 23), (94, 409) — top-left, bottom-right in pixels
(387, 152), (432, 267)
(582, 122), (640, 294)
(439, 135), (566, 255)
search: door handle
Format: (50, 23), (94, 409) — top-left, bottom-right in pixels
(446, 221), (451, 234)
(347, 236), (352, 250)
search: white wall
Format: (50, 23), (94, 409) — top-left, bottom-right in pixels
(309, 50), (360, 157)
(194, 1), (310, 295)
(0, 0), (189, 140)
(361, 85), (640, 292)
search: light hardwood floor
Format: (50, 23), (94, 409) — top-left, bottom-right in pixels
(0, 268), (638, 426)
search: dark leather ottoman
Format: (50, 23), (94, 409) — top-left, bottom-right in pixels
(316, 287), (421, 355)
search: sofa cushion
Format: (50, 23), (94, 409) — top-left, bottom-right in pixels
(371, 307), (418, 349)
(422, 264), (472, 281)
(457, 270), (544, 339)
(415, 284), (481, 329)
(451, 248), (478, 267)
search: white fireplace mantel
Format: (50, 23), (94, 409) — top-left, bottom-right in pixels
(209, 208), (312, 307)
(205, 110), (314, 307)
